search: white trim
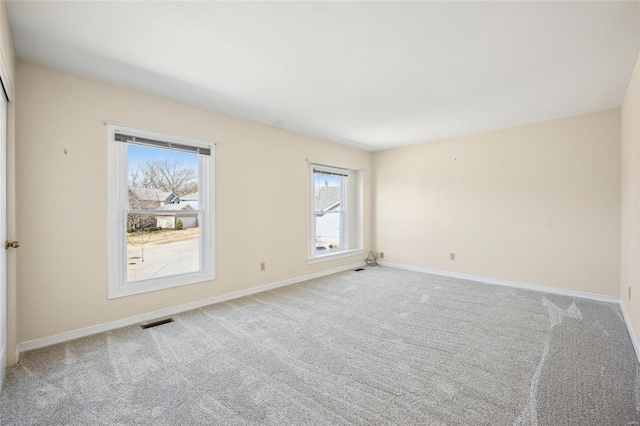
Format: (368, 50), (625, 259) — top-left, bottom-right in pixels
(378, 261), (619, 304)
(619, 301), (640, 365)
(104, 121), (214, 147)
(107, 123), (216, 298)
(306, 159), (363, 172)
(16, 262), (365, 359)
(307, 248), (364, 264)
(309, 162), (363, 260)
(0, 57), (8, 387)
(0, 51), (13, 101)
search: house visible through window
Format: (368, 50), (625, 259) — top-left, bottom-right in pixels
(309, 163), (364, 263)
(314, 168), (346, 252)
(107, 124), (215, 298)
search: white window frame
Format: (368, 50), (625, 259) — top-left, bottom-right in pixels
(107, 123), (216, 298)
(308, 161), (363, 264)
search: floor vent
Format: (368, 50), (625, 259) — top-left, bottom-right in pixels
(355, 268), (365, 271)
(141, 318), (174, 329)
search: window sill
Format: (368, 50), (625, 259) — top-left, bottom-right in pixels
(307, 248), (364, 265)
(108, 270), (215, 299)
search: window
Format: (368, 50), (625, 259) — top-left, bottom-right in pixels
(107, 124), (215, 298)
(309, 162), (363, 263)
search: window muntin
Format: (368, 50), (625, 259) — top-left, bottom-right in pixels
(108, 124), (215, 298)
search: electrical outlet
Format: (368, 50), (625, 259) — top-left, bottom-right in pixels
(374, 251), (379, 258)
(630, 286), (632, 300)
(450, 253), (455, 261)
(260, 262), (266, 272)
(380, 252), (384, 259)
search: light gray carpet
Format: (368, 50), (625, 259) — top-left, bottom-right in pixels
(1, 266), (639, 425)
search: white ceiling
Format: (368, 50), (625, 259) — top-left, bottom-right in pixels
(7, 1), (640, 151)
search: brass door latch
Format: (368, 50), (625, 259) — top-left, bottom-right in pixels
(5, 241), (19, 250)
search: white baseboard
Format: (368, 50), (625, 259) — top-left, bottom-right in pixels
(379, 261), (640, 363)
(16, 262), (365, 360)
(618, 301), (640, 365)
(379, 261), (640, 364)
(378, 261), (619, 304)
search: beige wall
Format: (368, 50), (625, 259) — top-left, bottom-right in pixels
(374, 109), (621, 296)
(622, 53), (640, 340)
(15, 63), (372, 352)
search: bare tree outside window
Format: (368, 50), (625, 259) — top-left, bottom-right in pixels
(127, 190), (156, 231)
(129, 159), (198, 196)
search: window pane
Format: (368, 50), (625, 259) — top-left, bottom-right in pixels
(314, 172), (344, 251)
(315, 212), (342, 250)
(126, 143), (201, 282)
(314, 173), (343, 212)
(126, 213), (200, 282)
(128, 144), (199, 210)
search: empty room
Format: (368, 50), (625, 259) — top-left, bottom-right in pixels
(0, 0), (638, 424)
